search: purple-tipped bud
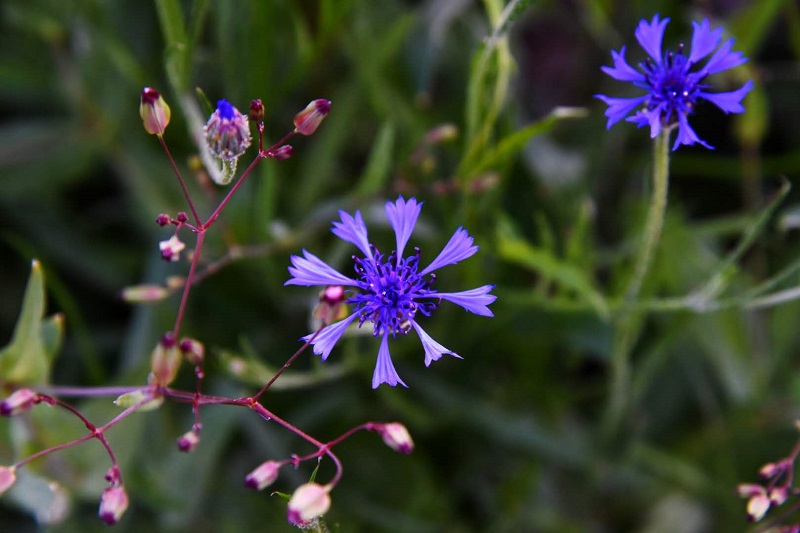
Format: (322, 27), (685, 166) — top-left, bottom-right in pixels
(104, 466), (122, 485)
(287, 483), (331, 526)
(377, 422), (414, 454)
(156, 214), (170, 226)
(140, 87), (171, 135)
(98, 486), (129, 525)
(0, 466), (16, 495)
(293, 99), (330, 136)
(121, 284), (169, 304)
(177, 431), (200, 453)
(204, 99), (252, 160)
(245, 460), (281, 491)
(249, 99), (265, 122)
(150, 340), (182, 386)
(159, 235), (186, 262)
(179, 338), (205, 366)
(737, 484), (766, 498)
(271, 145), (293, 160)
(176, 212), (188, 223)
(769, 486), (788, 506)
(0, 389), (38, 417)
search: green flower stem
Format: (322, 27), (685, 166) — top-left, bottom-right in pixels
(604, 127), (671, 439)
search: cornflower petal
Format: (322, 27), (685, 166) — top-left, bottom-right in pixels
(601, 47), (647, 83)
(420, 227), (479, 276)
(332, 210), (372, 259)
(385, 196), (421, 261)
(372, 334), (407, 388)
(635, 15), (669, 63)
(689, 19), (723, 63)
(595, 95), (649, 129)
(303, 312), (360, 361)
(410, 321), (460, 367)
(434, 286), (497, 317)
(285, 250), (357, 287)
(703, 39), (747, 75)
(674, 113), (712, 150)
(698, 80), (754, 114)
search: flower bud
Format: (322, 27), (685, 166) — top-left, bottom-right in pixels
(177, 431), (200, 453)
(769, 486), (788, 505)
(0, 389), (38, 416)
(245, 460), (281, 491)
(287, 483), (331, 526)
(140, 87), (171, 135)
(271, 145), (293, 160)
(159, 235), (186, 262)
(179, 337), (205, 366)
(98, 486), (129, 525)
(156, 214), (170, 226)
(377, 422), (414, 454)
(121, 284), (169, 304)
(293, 99), (330, 136)
(746, 493), (770, 522)
(313, 285), (348, 325)
(249, 99), (265, 122)
(737, 483), (766, 498)
(150, 337), (182, 386)
(0, 466), (16, 495)
(204, 99), (252, 161)
(114, 390), (164, 411)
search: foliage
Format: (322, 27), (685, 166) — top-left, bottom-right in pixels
(1, 0), (800, 531)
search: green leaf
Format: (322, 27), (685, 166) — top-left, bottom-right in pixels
(496, 217), (609, 319)
(0, 260), (63, 385)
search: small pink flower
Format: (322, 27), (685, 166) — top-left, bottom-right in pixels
(98, 486), (129, 525)
(159, 235), (186, 262)
(0, 388), (38, 416)
(287, 483), (331, 526)
(245, 460), (281, 491)
(139, 87), (171, 135)
(176, 431), (200, 453)
(293, 99), (331, 136)
(179, 337), (205, 366)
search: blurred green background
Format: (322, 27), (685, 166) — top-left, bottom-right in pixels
(1, 0), (800, 531)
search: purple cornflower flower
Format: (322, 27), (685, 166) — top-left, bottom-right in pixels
(596, 15), (753, 150)
(286, 197), (496, 388)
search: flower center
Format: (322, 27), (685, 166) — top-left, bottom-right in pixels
(350, 247), (437, 337)
(642, 49), (701, 122)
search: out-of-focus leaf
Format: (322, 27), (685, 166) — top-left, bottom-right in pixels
(356, 121), (395, 196)
(0, 260), (62, 385)
(735, 85), (768, 147)
(497, 216), (609, 318)
(729, 0), (791, 56)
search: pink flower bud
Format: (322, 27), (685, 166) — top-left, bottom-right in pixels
(0, 388), (38, 416)
(769, 486), (788, 505)
(140, 87), (171, 135)
(313, 285), (348, 325)
(204, 99), (252, 160)
(287, 483), (331, 526)
(737, 483), (766, 498)
(271, 144), (293, 160)
(0, 466), (16, 495)
(159, 235), (186, 262)
(179, 337), (205, 366)
(156, 213), (170, 226)
(377, 422), (414, 454)
(98, 486), (129, 525)
(249, 99), (265, 122)
(150, 340), (182, 386)
(293, 99), (331, 136)
(121, 284), (169, 304)
(245, 460), (281, 491)
(177, 431), (200, 453)
(746, 493), (770, 522)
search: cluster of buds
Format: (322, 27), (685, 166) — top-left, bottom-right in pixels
(738, 455), (798, 524)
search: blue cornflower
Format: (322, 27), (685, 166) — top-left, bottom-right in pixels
(285, 196), (496, 388)
(596, 15), (753, 150)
